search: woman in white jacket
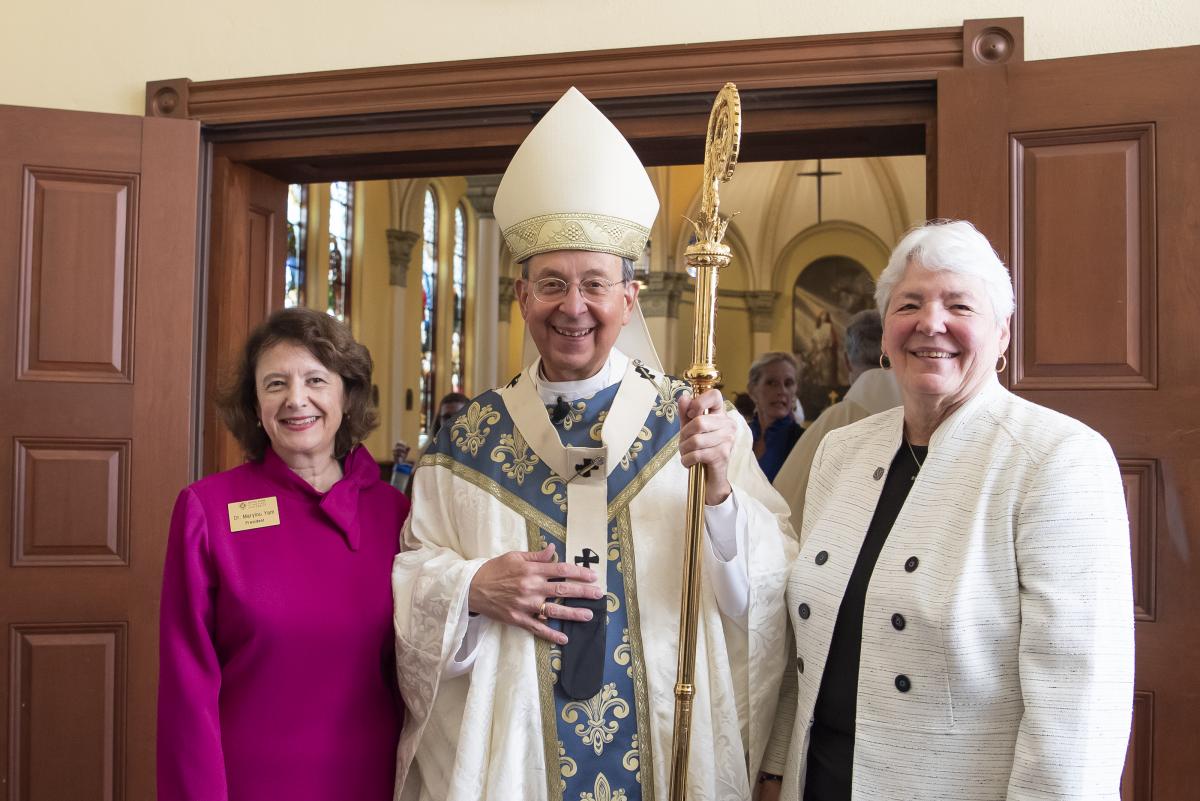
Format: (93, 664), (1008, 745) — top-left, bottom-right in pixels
(760, 220), (1133, 801)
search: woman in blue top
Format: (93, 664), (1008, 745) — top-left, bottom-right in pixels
(748, 351), (804, 481)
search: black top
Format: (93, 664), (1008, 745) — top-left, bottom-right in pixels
(804, 440), (926, 801)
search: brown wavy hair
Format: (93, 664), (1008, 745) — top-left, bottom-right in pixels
(217, 307), (378, 461)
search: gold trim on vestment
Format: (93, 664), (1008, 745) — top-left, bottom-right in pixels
(422, 428), (679, 541)
(420, 452), (566, 540)
(529, 519), (565, 801)
(502, 212), (650, 262)
(607, 432), (680, 521)
(615, 507), (656, 801)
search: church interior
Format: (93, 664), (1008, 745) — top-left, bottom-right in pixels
(2, 2), (1198, 798)
(285, 157), (925, 459)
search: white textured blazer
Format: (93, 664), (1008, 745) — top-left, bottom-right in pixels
(763, 377), (1134, 801)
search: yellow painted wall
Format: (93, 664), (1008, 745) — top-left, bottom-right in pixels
(351, 180), (393, 461)
(3, 2), (1198, 115)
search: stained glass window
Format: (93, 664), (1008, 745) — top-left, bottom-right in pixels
(327, 181), (354, 322)
(285, 184), (307, 308)
(450, 204), (467, 394)
(419, 188), (438, 435)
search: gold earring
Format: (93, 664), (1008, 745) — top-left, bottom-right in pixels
(880, 353), (892, 370)
(996, 354), (1008, 373)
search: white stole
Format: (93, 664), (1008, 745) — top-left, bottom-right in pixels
(499, 358), (657, 593)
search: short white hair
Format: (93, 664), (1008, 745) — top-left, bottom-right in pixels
(874, 220), (1015, 322)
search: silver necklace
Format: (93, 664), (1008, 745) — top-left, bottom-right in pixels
(905, 438), (925, 479)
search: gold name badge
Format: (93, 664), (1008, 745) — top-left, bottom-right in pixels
(227, 496), (281, 532)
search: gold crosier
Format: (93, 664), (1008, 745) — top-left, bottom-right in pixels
(668, 82), (741, 801)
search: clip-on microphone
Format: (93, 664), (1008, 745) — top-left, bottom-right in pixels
(550, 396), (570, 424)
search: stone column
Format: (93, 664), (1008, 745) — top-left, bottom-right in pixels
(638, 271), (691, 372)
(744, 290), (780, 358)
(385, 229), (419, 449)
(496, 275), (518, 380)
(466, 175), (502, 392)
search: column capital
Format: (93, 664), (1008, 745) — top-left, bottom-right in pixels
(638, 270), (692, 319)
(744, 290), (779, 333)
(385, 229), (421, 287)
(465, 174), (502, 218)
(497, 275), (518, 323)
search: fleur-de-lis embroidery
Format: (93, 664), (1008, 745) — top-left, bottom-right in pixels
(561, 683), (629, 756)
(549, 643), (562, 684)
(558, 741), (577, 792)
(618, 426), (654, 470)
(614, 628), (633, 679)
(490, 429), (540, 485)
(589, 410), (608, 443)
(580, 773), (627, 801)
(622, 733), (641, 780)
(450, 402), (502, 457)
(541, 475), (567, 512)
(651, 375), (690, 422)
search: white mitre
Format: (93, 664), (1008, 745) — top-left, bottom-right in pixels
(497, 87), (664, 372)
(494, 87), (659, 262)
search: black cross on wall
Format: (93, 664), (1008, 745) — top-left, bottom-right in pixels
(796, 159), (842, 225)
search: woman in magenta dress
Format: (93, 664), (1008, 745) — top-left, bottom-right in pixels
(158, 307), (409, 801)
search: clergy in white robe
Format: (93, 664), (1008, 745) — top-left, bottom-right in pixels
(391, 88), (796, 801)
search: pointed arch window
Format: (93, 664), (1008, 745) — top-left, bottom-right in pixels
(419, 189), (439, 435)
(450, 204), (468, 394)
(327, 181), (354, 322)
(284, 184), (308, 308)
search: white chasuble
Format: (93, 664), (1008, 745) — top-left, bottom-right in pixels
(392, 359), (797, 801)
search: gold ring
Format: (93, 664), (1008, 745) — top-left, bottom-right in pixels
(537, 601), (548, 621)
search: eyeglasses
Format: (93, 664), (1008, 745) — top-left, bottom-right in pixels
(530, 277), (629, 303)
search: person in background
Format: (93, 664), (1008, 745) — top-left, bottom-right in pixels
(158, 307), (409, 801)
(430, 391), (469, 438)
(773, 310), (901, 533)
(733, 391), (757, 425)
(759, 220), (1133, 801)
(391, 392), (470, 493)
(747, 351), (804, 482)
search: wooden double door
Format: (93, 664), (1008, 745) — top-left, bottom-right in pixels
(1, 44), (1197, 800)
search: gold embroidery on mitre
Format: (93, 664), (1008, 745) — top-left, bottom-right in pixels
(502, 212), (650, 262)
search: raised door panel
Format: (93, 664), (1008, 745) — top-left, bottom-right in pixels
(18, 168), (138, 382)
(938, 46), (1200, 800)
(0, 105), (199, 801)
(1010, 125), (1155, 389)
(10, 624), (127, 801)
(203, 158), (287, 475)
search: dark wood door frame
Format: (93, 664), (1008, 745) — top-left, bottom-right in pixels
(149, 18), (1021, 181)
(149, 18), (1023, 476)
